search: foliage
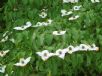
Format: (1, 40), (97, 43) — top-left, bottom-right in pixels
(0, 0), (102, 76)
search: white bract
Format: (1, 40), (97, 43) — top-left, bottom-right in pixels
(67, 45), (75, 54)
(13, 21), (32, 30)
(33, 19), (53, 27)
(55, 49), (67, 59)
(14, 57), (31, 67)
(52, 31), (66, 35)
(91, 0), (100, 3)
(63, 0), (79, 3)
(68, 15), (80, 20)
(39, 12), (47, 18)
(61, 9), (73, 16)
(79, 44), (89, 51)
(88, 44), (99, 51)
(0, 65), (6, 73)
(0, 50), (9, 57)
(47, 19), (53, 25)
(36, 50), (54, 61)
(73, 5), (82, 11)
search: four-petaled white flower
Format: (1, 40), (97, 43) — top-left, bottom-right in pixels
(79, 44), (89, 51)
(91, 0), (100, 3)
(33, 19), (53, 27)
(0, 50), (10, 57)
(39, 12), (47, 18)
(36, 50), (54, 61)
(13, 21), (32, 30)
(88, 44), (99, 51)
(69, 15), (80, 20)
(52, 31), (66, 35)
(73, 5), (82, 11)
(63, 0), (79, 3)
(14, 57), (31, 67)
(47, 19), (53, 25)
(61, 9), (73, 17)
(67, 45), (75, 54)
(54, 49), (67, 59)
(0, 65), (6, 73)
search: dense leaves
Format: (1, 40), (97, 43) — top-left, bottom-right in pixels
(0, 0), (102, 76)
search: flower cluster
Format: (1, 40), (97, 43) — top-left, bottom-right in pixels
(33, 19), (53, 27)
(36, 44), (99, 61)
(13, 21), (32, 30)
(61, 5), (82, 21)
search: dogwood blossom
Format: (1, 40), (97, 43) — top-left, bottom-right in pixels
(0, 65), (6, 73)
(54, 49), (67, 59)
(61, 9), (73, 16)
(63, 0), (79, 3)
(36, 50), (54, 61)
(39, 12), (47, 18)
(91, 0), (100, 3)
(33, 19), (53, 27)
(52, 31), (66, 35)
(68, 15), (80, 20)
(14, 57), (31, 67)
(79, 44), (89, 51)
(13, 21), (32, 30)
(73, 5), (82, 11)
(88, 44), (99, 51)
(0, 50), (9, 57)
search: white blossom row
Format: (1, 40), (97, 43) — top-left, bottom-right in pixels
(36, 44), (99, 61)
(63, 0), (100, 3)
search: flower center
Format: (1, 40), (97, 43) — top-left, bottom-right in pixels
(82, 46), (85, 49)
(0, 51), (4, 54)
(69, 47), (72, 50)
(44, 53), (47, 57)
(21, 61), (25, 64)
(59, 51), (62, 55)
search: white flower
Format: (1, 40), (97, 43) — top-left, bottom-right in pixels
(63, 0), (69, 3)
(61, 9), (72, 16)
(0, 65), (6, 73)
(68, 15), (80, 20)
(33, 19), (53, 27)
(13, 21), (32, 30)
(52, 31), (66, 35)
(73, 5), (82, 11)
(79, 44), (89, 51)
(47, 19), (53, 24)
(63, 0), (78, 3)
(14, 57), (31, 67)
(0, 50), (9, 57)
(39, 12), (47, 18)
(88, 44), (99, 51)
(13, 27), (25, 30)
(0, 36), (8, 43)
(42, 22), (48, 26)
(70, 0), (79, 3)
(91, 0), (100, 3)
(36, 50), (54, 61)
(54, 49), (67, 59)
(67, 45), (75, 54)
